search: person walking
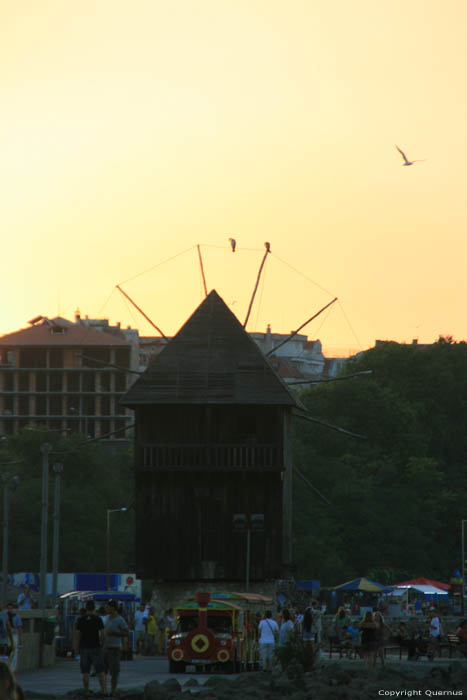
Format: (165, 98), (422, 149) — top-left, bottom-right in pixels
(258, 610), (278, 671)
(75, 600), (106, 697)
(358, 611), (377, 668)
(103, 600), (129, 697)
(278, 608), (294, 647)
(133, 603), (146, 655)
(16, 585), (33, 611)
(427, 609), (441, 660)
(311, 600), (323, 645)
(374, 611), (392, 666)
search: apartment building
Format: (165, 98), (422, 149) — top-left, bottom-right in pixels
(0, 312), (350, 439)
(0, 314), (136, 440)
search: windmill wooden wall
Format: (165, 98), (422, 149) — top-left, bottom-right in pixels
(122, 290), (298, 582)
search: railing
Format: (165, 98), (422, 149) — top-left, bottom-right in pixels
(140, 442), (281, 470)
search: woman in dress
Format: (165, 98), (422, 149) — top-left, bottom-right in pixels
(358, 611), (377, 668)
(279, 608), (294, 646)
(374, 611), (392, 666)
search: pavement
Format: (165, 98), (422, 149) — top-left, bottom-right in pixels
(16, 655), (213, 695)
(16, 652), (459, 696)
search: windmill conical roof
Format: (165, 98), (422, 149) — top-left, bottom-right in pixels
(122, 290), (299, 406)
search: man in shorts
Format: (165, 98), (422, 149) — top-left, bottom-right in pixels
(75, 600), (105, 696)
(258, 610), (278, 671)
(133, 603), (146, 654)
(104, 600), (129, 696)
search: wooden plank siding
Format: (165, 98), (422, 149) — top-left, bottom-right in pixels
(122, 291), (299, 582)
(135, 470), (283, 581)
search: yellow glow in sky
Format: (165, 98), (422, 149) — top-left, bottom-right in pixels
(2, 0), (467, 354)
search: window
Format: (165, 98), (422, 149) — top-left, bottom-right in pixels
(115, 348), (130, 368)
(3, 396), (14, 413)
(101, 396), (111, 415)
(18, 397), (29, 415)
(18, 373), (29, 391)
(3, 373), (14, 392)
(100, 419), (110, 437)
(67, 372), (80, 392)
(82, 372), (95, 392)
(19, 349), (47, 368)
(82, 349), (110, 368)
(115, 372), (127, 392)
(100, 373), (111, 392)
(35, 373), (47, 392)
(49, 350), (63, 368)
(66, 397), (80, 415)
(83, 396), (95, 415)
(35, 396), (47, 415)
(50, 396), (63, 415)
(49, 374), (62, 391)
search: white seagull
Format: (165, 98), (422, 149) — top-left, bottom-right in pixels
(395, 145), (426, 166)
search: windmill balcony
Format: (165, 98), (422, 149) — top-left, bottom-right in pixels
(139, 442), (281, 471)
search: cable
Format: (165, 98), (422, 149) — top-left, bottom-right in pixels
(338, 301), (363, 352)
(271, 252), (336, 298)
(117, 246), (196, 285)
(254, 259), (267, 329)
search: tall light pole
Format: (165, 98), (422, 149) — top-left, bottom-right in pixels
(1, 473), (19, 606)
(462, 519), (467, 617)
(233, 514), (264, 591)
(51, 463), (63, 607)
(39, 443), (50, 609)
(106, 508), (127, 590)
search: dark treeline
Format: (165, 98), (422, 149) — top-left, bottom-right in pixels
(292, 337), (467, 586)
(0, 431), (134, 575)
(2, 338), (466, 586)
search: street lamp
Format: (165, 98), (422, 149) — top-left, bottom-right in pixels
(233, 514), (264, 591)
(462, 519), (467, 616)
(106, 508), (127, 590)
(1, 473), (19, 606)
(51, 463), (63, 607)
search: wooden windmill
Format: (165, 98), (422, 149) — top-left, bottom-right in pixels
(122, 289), (301, 582)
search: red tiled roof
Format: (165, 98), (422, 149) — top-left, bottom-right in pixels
(269, 356), (305, 379)
(0, 319), (129, 347)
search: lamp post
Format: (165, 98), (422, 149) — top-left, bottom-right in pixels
(106, 508), (127, 590)
(233, 514), (264, 591)
(462, 519), (467, 617)
(51, 463), (63, 607)
(1, 473), (19, 606)
(39, 443), (50, 609)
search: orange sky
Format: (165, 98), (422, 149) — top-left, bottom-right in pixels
(2, 0), (467, 355)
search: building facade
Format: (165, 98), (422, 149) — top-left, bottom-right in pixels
(0, 314), (136, 440)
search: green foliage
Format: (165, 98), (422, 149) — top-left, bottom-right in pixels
(0, 429), (134, 574)
(274, 631), (317, 671)
(292, 340), (467, 585)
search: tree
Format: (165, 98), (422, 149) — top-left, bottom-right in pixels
(0, 429), (134, 574)
(291, 340), (467, 585)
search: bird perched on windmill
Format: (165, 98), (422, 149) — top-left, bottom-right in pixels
(228, 237), (236, 252)
(395, 145), (426, 166)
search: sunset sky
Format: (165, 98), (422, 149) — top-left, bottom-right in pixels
(2, 0), (467, 355)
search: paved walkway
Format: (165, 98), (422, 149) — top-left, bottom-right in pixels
(17, 655), (211, 695)
(16, 652), (458, 695)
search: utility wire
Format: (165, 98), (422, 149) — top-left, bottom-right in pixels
(271, 252), (336, 298)
(117, 246), (196, 286)
(293, 466), (331, 505)
(293, 410), (367, 440)
(76, 353), (143, 375)
(288, 370), (373, 386)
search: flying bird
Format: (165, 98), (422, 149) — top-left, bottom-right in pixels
(228, 237), (236, 252)
(395, 145), (426, 166)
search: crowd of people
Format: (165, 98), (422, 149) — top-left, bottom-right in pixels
(257, 601), (324, 671)
(256, 601), (467, 672)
